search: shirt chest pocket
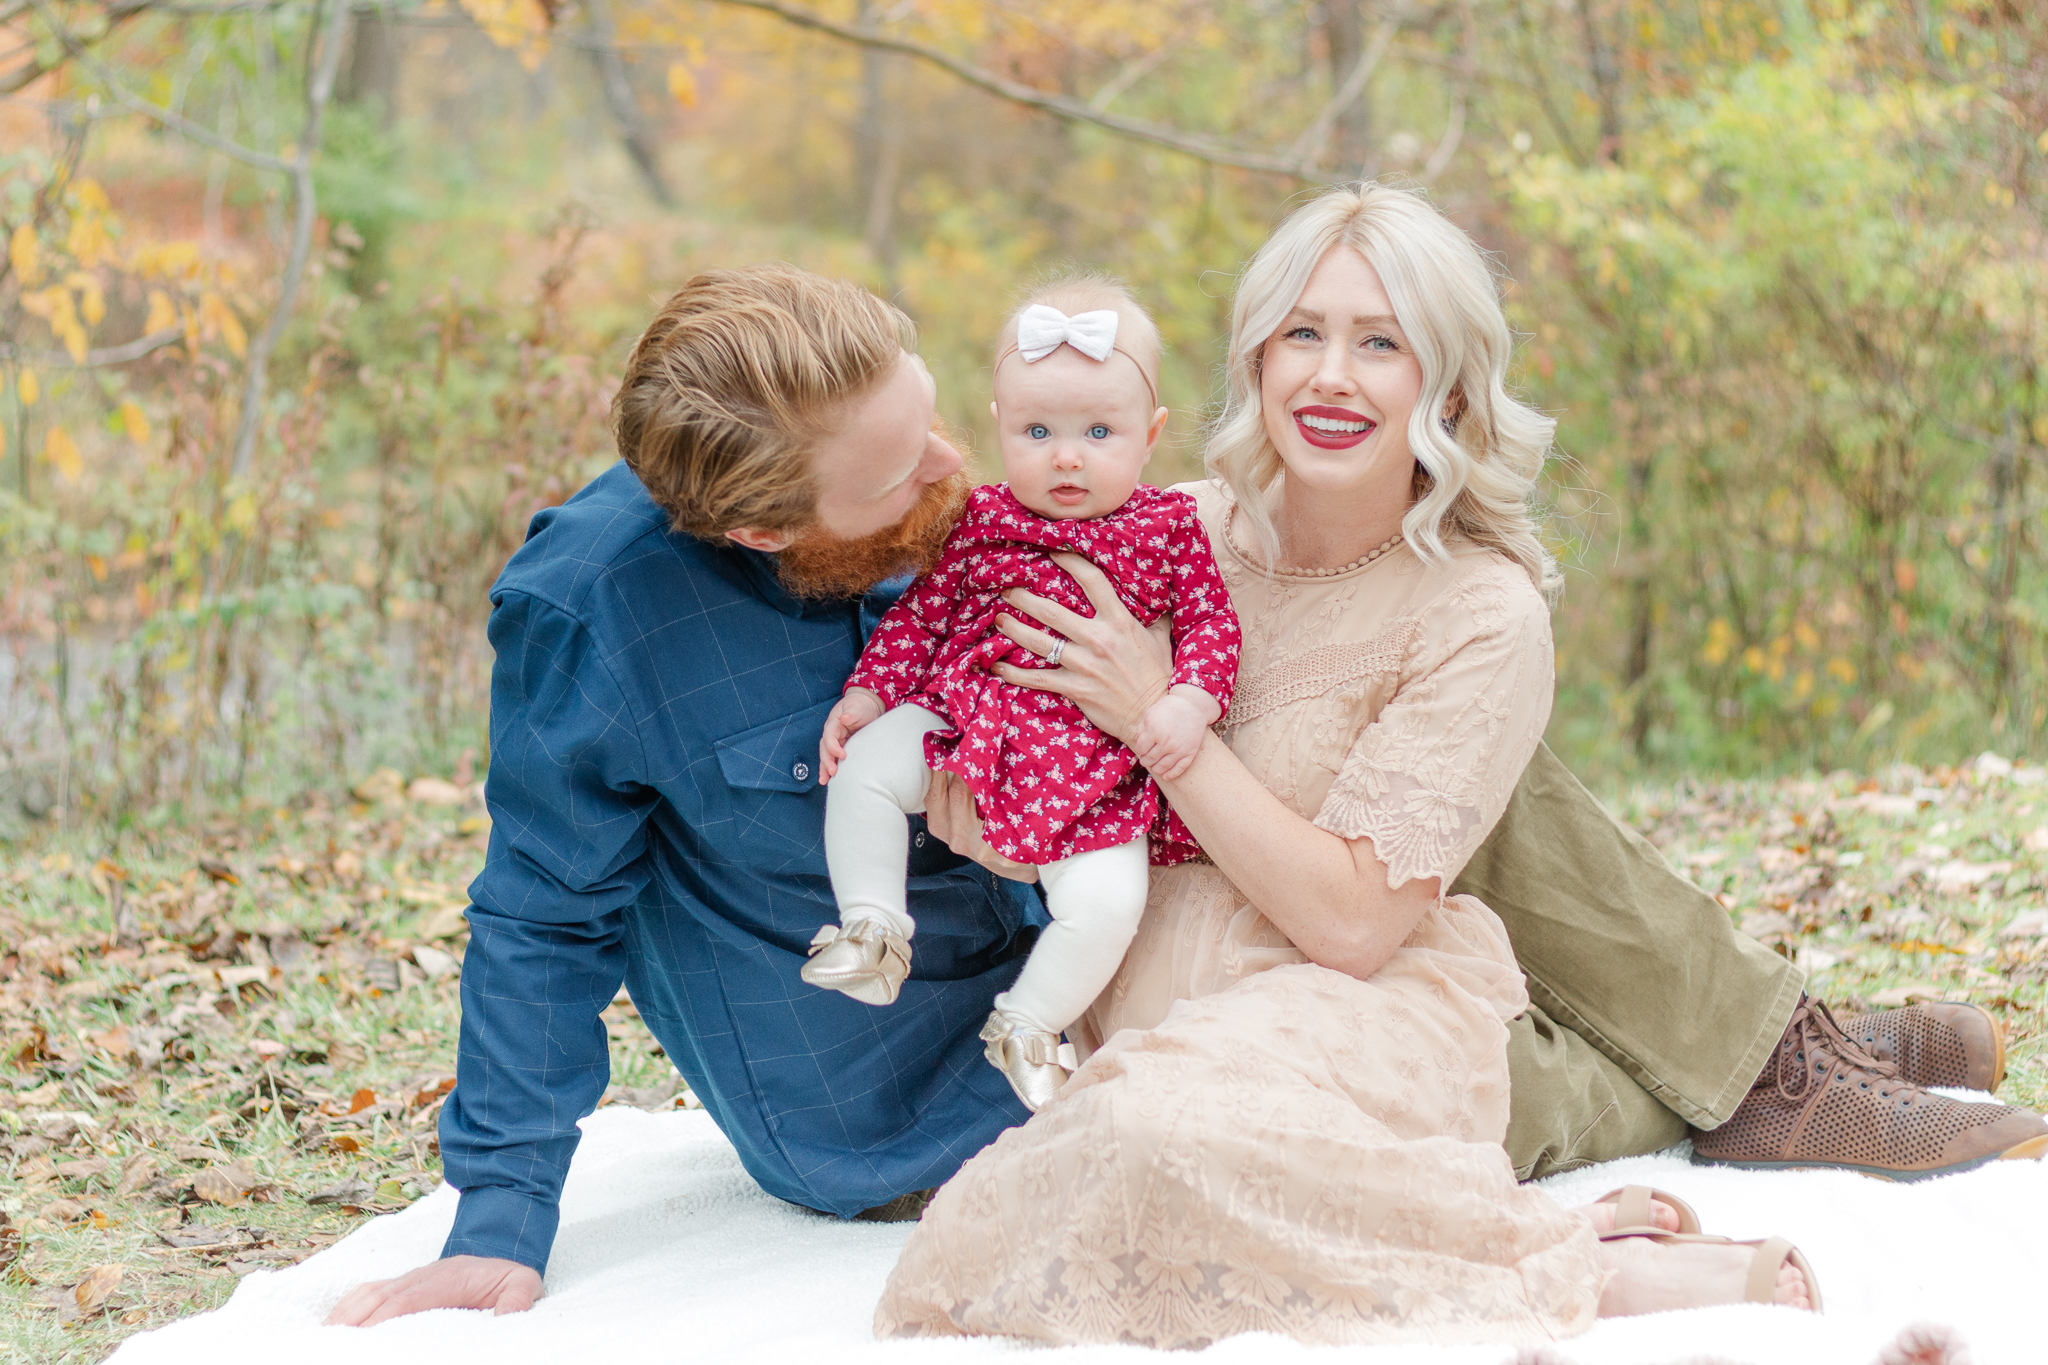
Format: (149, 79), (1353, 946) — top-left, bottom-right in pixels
(713, 698), (839, 794)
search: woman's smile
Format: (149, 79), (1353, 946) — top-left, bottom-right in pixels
(1293, 404), (1377, 449)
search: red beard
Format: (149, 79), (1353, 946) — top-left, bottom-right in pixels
(773, 470), (971, 599)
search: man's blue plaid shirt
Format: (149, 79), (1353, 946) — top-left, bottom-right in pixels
(440, 462), (1039, 1274)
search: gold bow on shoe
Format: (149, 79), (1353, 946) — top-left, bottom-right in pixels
(980, 1010), (1078, 1113)
(800, 920), (912, 1006)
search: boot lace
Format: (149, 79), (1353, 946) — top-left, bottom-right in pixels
(1773, 997), (1914, 1104)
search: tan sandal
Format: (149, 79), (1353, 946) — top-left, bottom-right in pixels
(1591, 1185), (1703, 1238)
(1617, 1230), (1824, 1312)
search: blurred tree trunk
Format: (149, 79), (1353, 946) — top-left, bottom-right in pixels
(855, 0), (900, 292)
(1324, 1), (1373, 177)
(1571, 0), (1655, 760)
(583, 0), (674, 206)
(340, 3), (401, 124)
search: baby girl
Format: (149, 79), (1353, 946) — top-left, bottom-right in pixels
(803, 274), (1241, 1112)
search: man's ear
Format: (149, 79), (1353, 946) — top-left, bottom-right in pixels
(726, 527), (795, 554)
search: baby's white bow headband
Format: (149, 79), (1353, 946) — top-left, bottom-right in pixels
(995, 304), (1159, 408)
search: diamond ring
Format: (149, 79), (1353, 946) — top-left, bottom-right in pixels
(1046, 638), (1065, 667)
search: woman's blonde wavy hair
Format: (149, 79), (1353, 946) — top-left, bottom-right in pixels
(1206, 182), (1558, 596)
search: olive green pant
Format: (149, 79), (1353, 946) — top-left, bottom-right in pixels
(1451, 744), (1805, 1180)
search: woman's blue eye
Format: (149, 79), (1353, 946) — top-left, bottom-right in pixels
(1287, 326), (1318, 341)
(1027, 424), (1049, 440)
(1088, 424), (1110, 439)
(1364, 334), (1398, 352)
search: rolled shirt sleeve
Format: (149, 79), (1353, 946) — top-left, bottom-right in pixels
(439, 590), (657, 1272)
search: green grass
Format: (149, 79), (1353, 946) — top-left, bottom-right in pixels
(2, 756), (2044, 1359)
(0, 785), (674, 1361)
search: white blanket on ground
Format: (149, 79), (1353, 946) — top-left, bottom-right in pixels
(110, 1103), (2041, 1365)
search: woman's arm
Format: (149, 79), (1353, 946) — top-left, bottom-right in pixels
(992, 553), (1435, 980)
(1152, 733), (1439, 977)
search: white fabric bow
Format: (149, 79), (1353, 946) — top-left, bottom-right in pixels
(1014, 304), (1120, 363)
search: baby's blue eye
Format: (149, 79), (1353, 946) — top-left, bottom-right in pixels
(1088, 424), (1110, 439)
(1027, 424), (1050, 440)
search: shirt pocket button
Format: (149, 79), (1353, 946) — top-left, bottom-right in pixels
(792, 761), (811, 783)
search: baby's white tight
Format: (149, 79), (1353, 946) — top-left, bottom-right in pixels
(824, 702), (1149, 1035)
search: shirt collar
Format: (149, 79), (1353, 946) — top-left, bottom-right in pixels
(723, 540), (907, 625)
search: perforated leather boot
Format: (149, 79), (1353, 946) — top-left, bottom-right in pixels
(1833, 1001), (2006, 1092)
(1691, 996), (2048, 1181)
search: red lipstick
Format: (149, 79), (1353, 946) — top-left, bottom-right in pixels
(1292, 405), (1376, 450)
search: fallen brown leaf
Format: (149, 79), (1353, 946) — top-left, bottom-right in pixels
(304, 1178), (374, 1206)
(115, 1154), (159, 1199)
(73, 1263), (124, 1312)
(197, 858), (241, 886)
(347, 1087), (379, 1114)
(191, 1161), (257, 1207)
(1870, 983), (1951, 1007)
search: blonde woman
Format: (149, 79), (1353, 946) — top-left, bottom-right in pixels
(874, 183), (1819, 1347)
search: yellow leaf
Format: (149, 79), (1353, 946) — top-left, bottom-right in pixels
(219, 308), (248, 359)
(120, 400), (151, 445)
(198, 292), (248, 359)
(17, 368), (38, 406)
(144, 288), (178, 335)
(1826, 657), (1856, 685)
(44, 426), (83, 482)
(455, 0), (552, 71)
(226, 490), (259, 531)
(66, 211), (110, 270)
(666, 62), (698, 107)
(72, 179), (110, 213)
(68, 271), (106, 326)
(86, 554), (108, 581)
(8, 222), (38, 285)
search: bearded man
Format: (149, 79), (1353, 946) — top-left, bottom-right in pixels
(329, 264), (2039, 1325)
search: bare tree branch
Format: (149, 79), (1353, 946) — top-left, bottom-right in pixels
(1, 0), (157, 94)
(25, 0), (293, 170)
(230, 0), (346, 477)
(706, 0), (1318, 180)
(1419, 0), (1474, 181)
(1288, 0), (1410, 172)
(1086, 29), (1191, 113)
(0, 324), (185, 366)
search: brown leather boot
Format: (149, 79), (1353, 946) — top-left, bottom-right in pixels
(1691, 996), (2048, 1180)
(1832, 1001), (2006, 1091)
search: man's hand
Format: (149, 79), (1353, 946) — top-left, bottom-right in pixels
(819, 687), (887, 782)
(924, 770), (1038, 884)
(325, 1254), (543, 1326)
(1131, 684), (1222, 781)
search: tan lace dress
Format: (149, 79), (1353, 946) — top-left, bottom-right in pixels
(873, 482), (1606, 1349)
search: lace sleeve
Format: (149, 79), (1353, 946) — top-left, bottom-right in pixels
(1312, 560), (1554, 890)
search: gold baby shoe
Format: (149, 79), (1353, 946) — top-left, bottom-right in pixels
(800, 920), (912, 1006)
(979, 1009), (1077, 1113)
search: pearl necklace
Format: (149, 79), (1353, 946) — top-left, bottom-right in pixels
(1224, 502), (1405, 578)
(1283, 533), (1404, 577)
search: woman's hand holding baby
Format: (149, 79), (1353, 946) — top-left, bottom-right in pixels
(993, 552), (1173, 744)
(819, 687), (887, 782)
(1131, 685), (1222, 780)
